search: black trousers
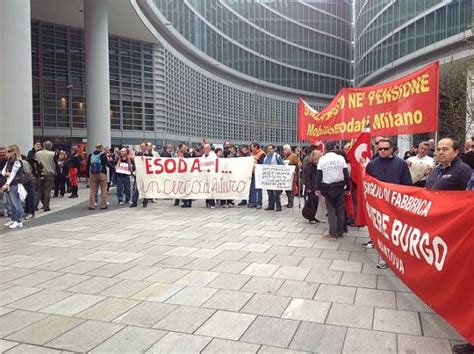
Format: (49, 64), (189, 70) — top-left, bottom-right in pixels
(321, 182), (346, 237)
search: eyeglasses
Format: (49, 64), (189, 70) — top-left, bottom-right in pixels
(378, 147), (390, 151)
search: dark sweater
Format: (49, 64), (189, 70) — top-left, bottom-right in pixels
(425, 157), (472, 190)
(366, 155), (412, 185)
(302, 162), (317, 192)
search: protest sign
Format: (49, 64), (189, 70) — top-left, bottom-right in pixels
(298, 62), (439, 141)
(362, 171), (474, 342)
(255, 164), (296, 190)
(134, 156), (253, 199)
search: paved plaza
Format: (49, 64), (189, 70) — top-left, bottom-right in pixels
(0, 192), (464, 353)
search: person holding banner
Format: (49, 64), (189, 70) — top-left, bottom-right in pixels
(314, 141), (351, 239)
(283, 144), (301, 208)
(365, 138), (412, 268)
(425, 137), (471, 191)
(130, 143), (152, 208)
(263, 144), (285, 212)
(423, 137), (473, 354)
(202, 144), (217, 209)
(115, 148), (134, 206)
(248, 143), (266, 209)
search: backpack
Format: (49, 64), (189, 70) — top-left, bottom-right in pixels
(90, 153), (102, 175)
(20, 160), (36, 185)
(302, 193), (319, 223)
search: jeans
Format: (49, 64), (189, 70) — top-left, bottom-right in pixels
(321, 183), (346, 237)
(267, 190), (282, 209)
(35, 174), (55, 209)
(24, 181), (36, 215)
(249, 175), (263, 206)
(0, 189), (8, 216)
(116, 174), (131, 203)
(5, 184), (23, 222)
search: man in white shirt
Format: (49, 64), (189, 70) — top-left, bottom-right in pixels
(202, 144), (217, 208)
(406, 141), (434, 187)
(315, 141), (351, 240)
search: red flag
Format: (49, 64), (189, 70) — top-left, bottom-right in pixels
(298, 98), (318, 141)
(347, 126), (371, 226)
(347, 126), (371, 183)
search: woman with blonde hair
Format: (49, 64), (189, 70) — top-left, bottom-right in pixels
(1, 145), (24, 229)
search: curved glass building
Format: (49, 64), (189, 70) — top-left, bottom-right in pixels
(24, 0), (353, 148)
(354, 0), (473, 85)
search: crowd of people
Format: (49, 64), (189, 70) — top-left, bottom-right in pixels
(1, 135), (474, 353)
(1, 136), (473, 232)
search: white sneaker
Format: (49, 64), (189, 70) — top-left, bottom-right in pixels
(4, 220), (14, 227)
(9, 221), (23, 229)
(24, 214), (35, 220)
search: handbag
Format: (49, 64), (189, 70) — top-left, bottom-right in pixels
(17, 183), (28, 202)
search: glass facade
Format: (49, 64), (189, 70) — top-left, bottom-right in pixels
(164, 50), (303, 143)
(31, 20), (155, 134)
(31, 7), (334, 145)
(354, 0), (472, 84)
(152, 0), (352, 95)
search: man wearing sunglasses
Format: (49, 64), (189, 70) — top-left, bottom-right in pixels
(362, 138), (412, 266)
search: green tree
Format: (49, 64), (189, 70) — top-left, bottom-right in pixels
(438, 58), (473, 144)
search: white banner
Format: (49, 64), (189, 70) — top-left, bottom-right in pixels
(255, 164), (295, 190)
(135, 156), (253, 199)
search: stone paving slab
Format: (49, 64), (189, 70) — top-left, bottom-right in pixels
(0, 197), (464, 353)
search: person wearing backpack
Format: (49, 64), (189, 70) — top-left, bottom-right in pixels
(1, 145), (24, 229)
(86, 143), (111, 210)
(21, 155), (38, 220)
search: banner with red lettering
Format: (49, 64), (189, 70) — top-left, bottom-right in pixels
(134, 156), (253, 199)
(299, 62), (439, 141)
(362, 171), (474, 342)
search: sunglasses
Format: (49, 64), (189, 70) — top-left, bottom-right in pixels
(378, 147), (391, 151)
(7, 150), (13, 153)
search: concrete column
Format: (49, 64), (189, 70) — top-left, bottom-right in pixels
(84, 0), (110, 153)
(0, 0), (34, 154)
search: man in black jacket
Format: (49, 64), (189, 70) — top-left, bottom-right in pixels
(315, 142), (351, 239)
(431, 138), (473, 354)
(160, 145), (173, 158)
(363, 138), (412, 267)
(86, 143), (111, 210)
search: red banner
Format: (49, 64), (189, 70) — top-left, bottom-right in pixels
(299, 62), (439, 141)
(362, 171), (474, 342)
